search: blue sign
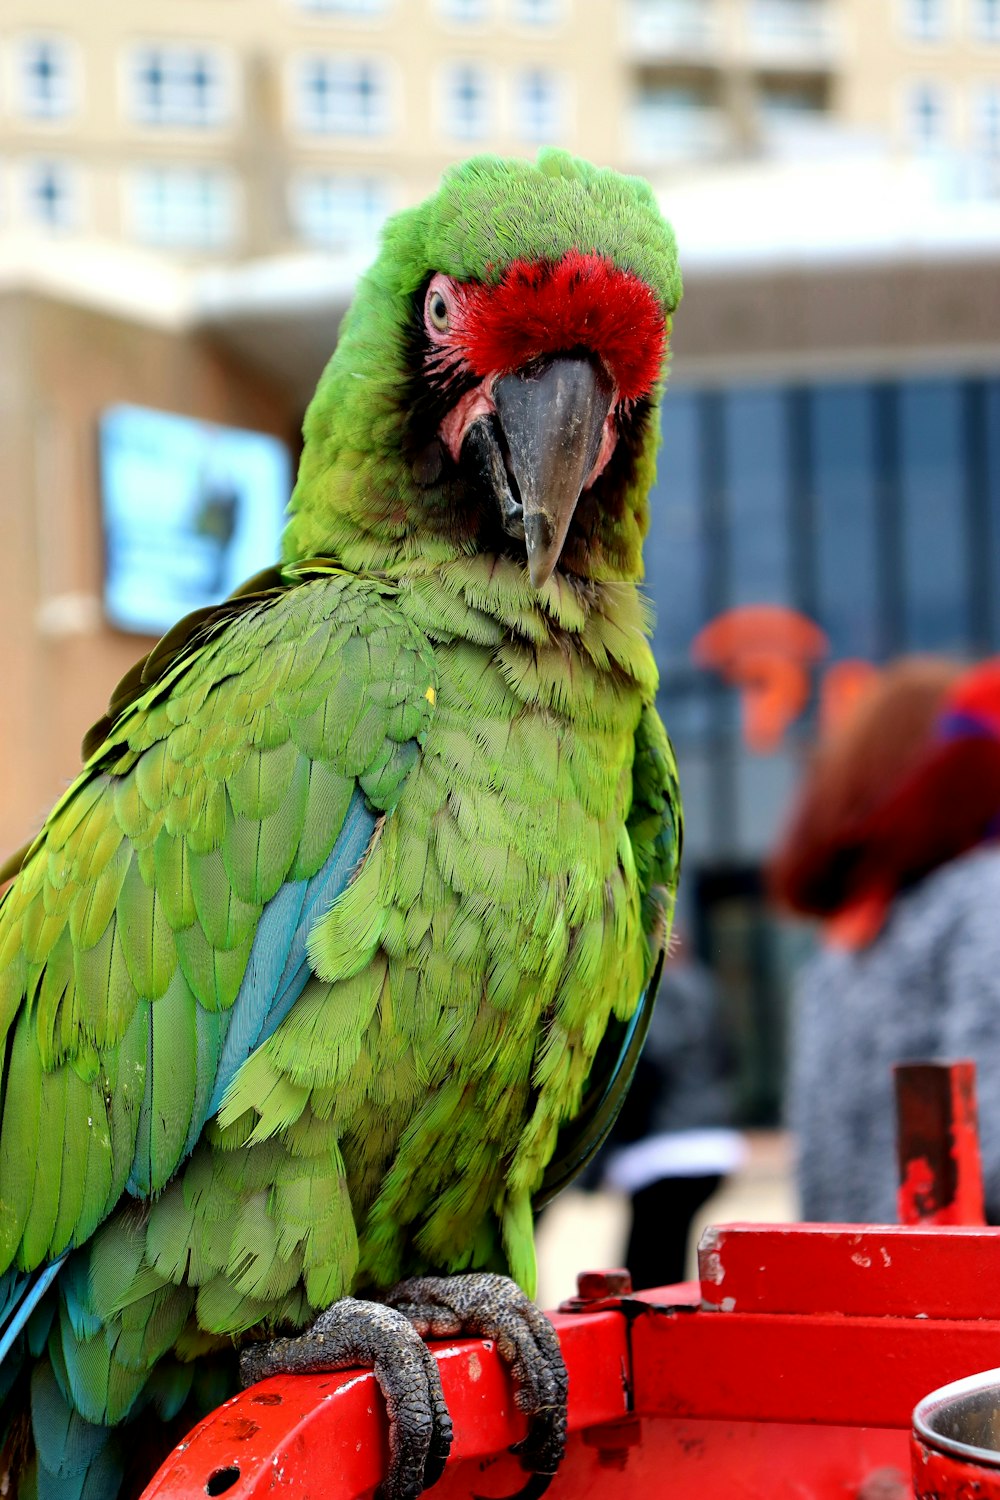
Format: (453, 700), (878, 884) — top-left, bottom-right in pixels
(99, 404), (292, 636)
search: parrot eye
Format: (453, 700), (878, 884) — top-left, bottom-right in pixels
(427, 288), (450, 331)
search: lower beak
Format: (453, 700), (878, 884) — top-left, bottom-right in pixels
(491, 356), (614, 589)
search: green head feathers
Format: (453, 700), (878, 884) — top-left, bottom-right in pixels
(284, 150), (681, 590)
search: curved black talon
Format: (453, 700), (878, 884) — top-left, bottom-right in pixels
(386, 1273), (568, 1497)
(239, 1296), (453, 1500)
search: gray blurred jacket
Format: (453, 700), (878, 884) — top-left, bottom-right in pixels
(789, 844), (1000, 1223)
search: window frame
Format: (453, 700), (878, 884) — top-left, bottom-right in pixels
(288, 170), (392, 251)
(289, 52), (393, 137)
(629, 79), (725, 162)
(508, 0), (564, 25)
(125, 164), (240, 251)
(899, 0), (948, 42)
(903, 77), (949, 149)
(124, 43), (235, 131)
(973, 80), (1000, 153)
(21, 157), (83, 231)
(291, 0), (390, 16)
(438, 59), (493, 141)
(510, 66), (565, 142)
(972, 0), (1000, 41)
(14, 34), (79, 123)
(436, 0), (492, 23)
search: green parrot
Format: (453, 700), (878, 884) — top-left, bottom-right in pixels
(0, 149), (682, 1500)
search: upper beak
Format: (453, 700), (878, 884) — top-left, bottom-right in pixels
(492, 355), (614, 589)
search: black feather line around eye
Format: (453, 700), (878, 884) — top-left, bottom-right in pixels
(402, 278), (479, 456)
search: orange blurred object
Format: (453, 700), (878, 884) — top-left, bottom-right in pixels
(819, 659), (881, 738)
(692, 605), (829, 753)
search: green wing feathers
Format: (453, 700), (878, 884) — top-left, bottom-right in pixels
(0, 567), (436, 1275)
(628, 702), (683, 964)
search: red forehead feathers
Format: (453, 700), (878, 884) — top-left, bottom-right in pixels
(452, 250), (666, 403)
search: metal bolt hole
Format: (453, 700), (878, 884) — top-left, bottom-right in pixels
(206, 1464), (241, 1495)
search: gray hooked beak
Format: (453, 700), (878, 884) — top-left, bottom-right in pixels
(465, 356), (614, 590)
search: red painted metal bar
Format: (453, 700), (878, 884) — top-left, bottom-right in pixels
(142, 1235), (1000, 1497)
(142, 1061), (1000, 1497)
(141, 1307), (629, 1499)
(698, 1221), (1000, 1319)
(894, 1061), (986, 1226)
(631, 1298), (1000, 1429)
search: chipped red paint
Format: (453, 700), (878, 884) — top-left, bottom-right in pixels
(895, 1062), (986, 1226)
(143, 1063), (1000, 1498)
(912, 1434), (1000, 1497)
(454, 252), (666, 401)
(143, 1229), (1000, 1498)
(898, 1155), (941, 1226)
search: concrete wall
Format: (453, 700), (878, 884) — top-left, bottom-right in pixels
(0, 290), (295, 856)
(673, 254), (1000, 383)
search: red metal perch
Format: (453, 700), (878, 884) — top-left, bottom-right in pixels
(143, 1061), (1000, 1499)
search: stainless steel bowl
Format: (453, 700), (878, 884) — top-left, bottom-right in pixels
(914, 1367), (1000, 1467)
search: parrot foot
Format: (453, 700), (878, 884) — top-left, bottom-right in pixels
(386, 1273), (568, 1499)
(239, 1297), (453, 1500)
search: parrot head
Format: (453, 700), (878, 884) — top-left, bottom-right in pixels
(285, 150), (681, 592)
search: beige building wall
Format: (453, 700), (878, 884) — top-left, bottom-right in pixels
(1, 0), (626, 260)
(0, 291), (295, 856)
(5, 0), (999, 265)
(837, 0), (1000, 156)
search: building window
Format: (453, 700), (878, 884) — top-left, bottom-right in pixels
(290, 172), (389, 251)
(509, 0), (562, 23)
(441, 63), (491, 138)
(16, 37), (76, 120)
(127, 45), (231, 128)
(631, 83), (724, 161)
(902, 0), (947, 40)
(293, 55), (390, 134)
(127, 167), (237, 250)
(905, 80), (948, 148)
(974, 83), (1000, 153)
(437, 0), (491, 23)
(294, 0), (388, 12)
(23, 160), (79, 230)
(973, 0), (1000, 39)
(757, 80), (826, 127)
(513, 69), (562, 141)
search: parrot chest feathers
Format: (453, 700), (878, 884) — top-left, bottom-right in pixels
(294, 586), (657, 1286)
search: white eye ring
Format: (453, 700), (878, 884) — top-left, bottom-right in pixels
(427, 289), (450, 331)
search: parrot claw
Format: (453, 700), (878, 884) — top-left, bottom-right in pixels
(386, 1273), (568, 1498)
(239, 1296), (453, 1499)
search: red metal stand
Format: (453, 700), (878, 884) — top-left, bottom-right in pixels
(143, 1224), (1000, 1499)
(894, 1061), (985, 1226)
(142, 1062), (1000, 1498)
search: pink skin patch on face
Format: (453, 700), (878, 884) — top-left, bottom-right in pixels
(437, 380), (496, 465)
(587, 413), (618, 487)
(422, 255), (664, 476)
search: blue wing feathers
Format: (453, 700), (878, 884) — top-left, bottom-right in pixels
(0, 1256), (67, 1368)
(207, 789), (377, 1116)
(0, 793), (377, 1391)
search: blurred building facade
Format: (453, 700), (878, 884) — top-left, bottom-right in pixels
(5, 0), (1000, 257)
(630, 0), (1000, 170)
(1, 0), (626, 258)
(5, 0), (1000, 1121)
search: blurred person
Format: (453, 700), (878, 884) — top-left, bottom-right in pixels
(771, 656), (1000, 1223)
(598, 936), (745, 1289)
